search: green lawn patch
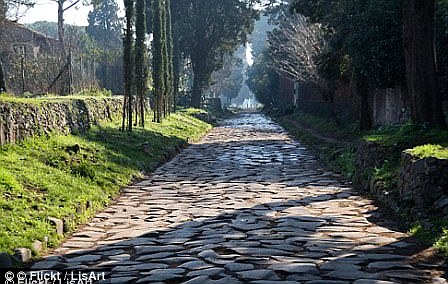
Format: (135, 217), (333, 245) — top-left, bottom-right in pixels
(364, 123), (448, 147)
(0, 107), (211, 255)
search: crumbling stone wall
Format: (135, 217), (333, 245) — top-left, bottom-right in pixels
(0, 96), (123, 145)
(399, 153), (448, 213)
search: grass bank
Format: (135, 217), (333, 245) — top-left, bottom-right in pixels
(0, 103), (212, 256)
(277, 111), (448, 254)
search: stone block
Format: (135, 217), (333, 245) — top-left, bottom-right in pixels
(48, 217), (64, 236)
(31, 240), (43, 253)
(13, 248), (32, 263)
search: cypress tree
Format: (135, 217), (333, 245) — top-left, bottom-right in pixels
(152, 0), (165, 123)
(161, 0), (168, 117)
(165, 0), (174, 113)
(123, 0), (134, 131)
(135, 0), (146, 127)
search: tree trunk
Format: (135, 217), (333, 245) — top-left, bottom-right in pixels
(135, 0), (146, 127)
(191, 74), (203, 108)
(123, 0), (134, 131)
(165, 0), (174, 114)
(0, 57), (6, 93)
(57, 0), (65, 48)
(191, 58), (206, 108)
(152, 0), (165, 123)
(172, 50), (180, 113)
(357, 74), (372, 131)
(402, 0), (446, 127)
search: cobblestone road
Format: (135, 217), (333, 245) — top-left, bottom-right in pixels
(35, 113), (446, 283)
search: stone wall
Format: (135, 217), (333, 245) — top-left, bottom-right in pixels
(352, 141), (400, 209)
(0, 96), (123, 145)
(399, 153), (448, 213)
(352, 140), (448, 215)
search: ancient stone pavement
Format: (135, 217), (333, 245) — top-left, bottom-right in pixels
(34, 113), (446, 283)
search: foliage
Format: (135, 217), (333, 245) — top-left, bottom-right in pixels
(207, 53), (244, 107)
(151, 0), (166, 123)
(171, 0), (259, 108)
(27, 21), (58, 38)
(290, 0), (404, 88)
(406, 144), (448, 159)
(86, 0), (124, 93)
(134, 0), (147, 127)
(364, 123), (448, 147)
(0, 106), (211, 254)
(409, 221), (448, 255)
(435, 228), (448, 254)
(1, 0), (35, 20)
(87, 0), (122, 49)
(123, 0), (134, 131)
(246, 48), (279, 107)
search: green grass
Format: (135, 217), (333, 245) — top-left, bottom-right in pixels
(284, 112), (360, 140)
(409, 221), (448, 254)
(277, 114), (357, 178)
(0, 108), (211, 255)
(405, 144), (448, 159)
(364, 123), (448, 147)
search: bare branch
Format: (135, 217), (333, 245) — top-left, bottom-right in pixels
(267, 13), (325, 87)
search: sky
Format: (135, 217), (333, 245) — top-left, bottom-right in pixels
(18, 0), (124, 26)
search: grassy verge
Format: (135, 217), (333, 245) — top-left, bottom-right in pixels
(277, 111), (448, 254)
(364, 123), (448, 148)
(0, 107), (212, 255)
(276, 113), (357, 178)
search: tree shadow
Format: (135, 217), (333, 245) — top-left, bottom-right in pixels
(31, 189), (439, 283)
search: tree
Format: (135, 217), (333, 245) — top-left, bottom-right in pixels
(436, 0), (448, 103)
(171, 0), (258, 108)
(123, 0), (134, 131)
(290, 0), (405, 130)
(403, 0), (446, 128)
(86, 0), (123, 93)
(0, 58), (6, 92)
(207, 54), (244, 106)
(165, 0), (174, 113)
(134, 0), (146, 126)
(1, 0), (35, 21)
(267, 13), (324, 87)
(151, 0), (165, 123)
(247, 48), (279, 107)
(87, 0), (122, 49)
(51, 0), (81, 47)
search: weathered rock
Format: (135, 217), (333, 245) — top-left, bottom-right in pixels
(31, 240), (43, 253)
(48, 217), (64, 236)
(237, 269), (280, 281)
(13, 248), (32, 262)
(224, 262), (255, 272)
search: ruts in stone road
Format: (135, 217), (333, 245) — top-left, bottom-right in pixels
(34, 113), (446, 283)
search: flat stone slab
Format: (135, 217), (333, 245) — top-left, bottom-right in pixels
(31, 113), (445, 283)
